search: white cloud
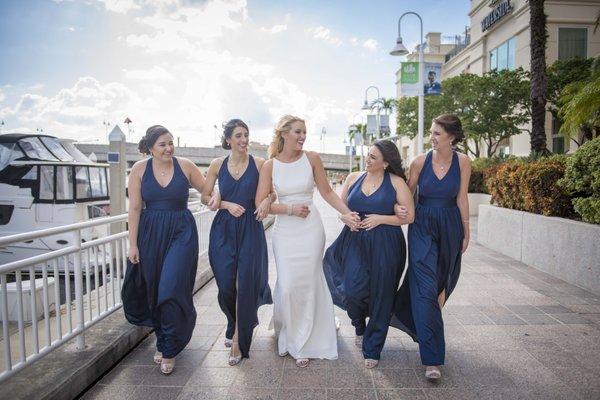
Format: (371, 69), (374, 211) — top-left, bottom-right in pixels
(350, 37), (359, 46)
(307, 26), (343, 46)
(124, 66), (174, 81)
(0, 90), (5, 103)
(363, 38), (378, 51)
(260, 24), (287, 34)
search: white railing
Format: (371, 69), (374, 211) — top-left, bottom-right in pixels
(0, 201), (214, 382)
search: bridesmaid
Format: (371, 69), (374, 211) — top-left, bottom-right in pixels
(323, 139), (414, 369)
(202, 119), (273, 365)
(123, 125), (205, 375)
(392, 113), (471, 380)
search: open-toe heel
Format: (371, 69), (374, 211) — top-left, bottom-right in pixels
(153, 351), (162, 364)
(425, 366), (441, 380)
(295, 358), (309, 368)
(364, 359), (379, 369)
(160, 358), (175, 375)
(228, 341), (242, 366)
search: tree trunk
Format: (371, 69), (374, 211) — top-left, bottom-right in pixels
(529, 0), (549, 154)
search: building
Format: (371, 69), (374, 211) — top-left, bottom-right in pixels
(396, 0), (600, 161)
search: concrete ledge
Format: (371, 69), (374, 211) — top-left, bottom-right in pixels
(478, 204), (600, 295)
(2, 256), (213, 400)
(468, 193), (491, 216)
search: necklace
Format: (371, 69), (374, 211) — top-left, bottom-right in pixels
(228, 155), (248, 176)
(432, 156), (451, 171)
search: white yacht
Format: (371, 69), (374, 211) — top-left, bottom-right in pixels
(0, 133), (111, 271)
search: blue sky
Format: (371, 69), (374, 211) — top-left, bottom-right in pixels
(0, 0), (469, 153)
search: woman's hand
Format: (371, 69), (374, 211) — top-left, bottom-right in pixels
(291, 204), (310, 218)
(128, 245), (140, 264)
(360, 214), (384, 231)
(462, 236), (470, 253)
(394, 204), (408, 220)
(225, 202), (245, 217)
(254, 197), (271, 221)
(340, 212), (360, 232)
(207, 192), (221, 211)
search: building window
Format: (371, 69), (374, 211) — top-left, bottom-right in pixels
(558, 28), (587, 60)
(552, 116), (566, 154)
(489, 37), (516, 71)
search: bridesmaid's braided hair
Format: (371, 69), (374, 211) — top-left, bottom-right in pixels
(372, 139), (407, 181)
(138, 125), (171, 155)
(222, 119), (249, 150)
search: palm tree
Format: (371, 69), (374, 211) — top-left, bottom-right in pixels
(348, 123), (368, 145)
(529, 0), (549, 155)
(380, 98), (396, 115)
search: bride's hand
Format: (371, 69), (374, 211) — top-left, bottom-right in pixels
(254, 197), (271, 221)
(340, 212), (360, 231)
(291, 204), (310, 218)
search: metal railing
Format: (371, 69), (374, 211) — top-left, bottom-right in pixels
(0, 201), (214, 382)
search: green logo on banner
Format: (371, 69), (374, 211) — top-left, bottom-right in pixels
(401, 62), (419, 84)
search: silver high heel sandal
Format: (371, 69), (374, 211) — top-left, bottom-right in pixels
(153, 351), (162, 364)
(425, 366), (441, 380)
(228, 341), (242, 366)
(224, 338), (233, 348)
(160, 358), (175, 375)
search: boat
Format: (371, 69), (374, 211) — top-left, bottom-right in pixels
(0, 133), (112, 272)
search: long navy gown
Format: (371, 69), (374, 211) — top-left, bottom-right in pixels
(122, 157), (199, 359)
(208, 155), (272, 358)
(392, 151), (464, 366)
(323, 172), (406, 361)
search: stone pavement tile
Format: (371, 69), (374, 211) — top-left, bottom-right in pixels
(283, 356), (330, 369)
(573, 388), (600, 400)
(519, 313), (561, 325)
(505, 304), (544, 315)
(169, 350), (207, 368)
(371, 368), (421, 389)
(193, 324), (225, 336)
(185, 367), (238, 387)
(81, 384), (135, 400)
(459, 366), (515, 387)
(140, 366), (194, 387)
(248, 336), (279, 351)
(536, 305), (573, 314)
(376, 389), (427, 400)
(548, 366), (600, 388)
(243, 350), (286, 369)
(326, 388), (377, 400)
(455, 313), (495, 325)
(415, 367), (465, 389)
(524, 387), (585, 400)
(444, 305), (481, 315)
(276, 388), (326, 400)
(100, 365), (155, 385)
(121, 347), (160, 366)
(200, 350), (230, 367)
(568, 305), (600, 314)
(232, 367), (282, 389)
(487, 314), (527, 325)
(327, 368), (374, 388)
(129, 386), (183, 400)
(381, 337), (405, 351)
(377, 351), (411, 369)
(226, 387), (277, 400)
(329, 351), (365, 370)
(551, 313), (594, 324)
(476, 305), (515, 316)
(176, 387), (229, 400)
(186, 335), (218, 351)
(281, 368), (328, 388)
(423, 388), (507, 400)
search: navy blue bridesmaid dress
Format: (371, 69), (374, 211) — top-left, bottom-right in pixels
(323, 172), (406, 361)
(392, 151), (464, 366)
(122, 157), (199, 359)
(208, 155), (272, 358)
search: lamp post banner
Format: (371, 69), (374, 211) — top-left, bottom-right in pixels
(400, 61), (420, 96)
(367, 114), (378, 137)
(424, 62), (443, 96)
(379, 115), (391, 136)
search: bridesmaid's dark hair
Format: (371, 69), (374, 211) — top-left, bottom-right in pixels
(138, 125), (171, 155)
(222, 119), (249, 150)
(432, 113), (464, 145)
(373, 139), (406, 181)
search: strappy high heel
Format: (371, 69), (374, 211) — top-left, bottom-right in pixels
(364, 359), (379, 369)
(228, 341), (242, 366)
(160, 358), (175, 375)
(153, 351), (162, 364)
(295, 358), (309, 368)
(224, 338), (233, 348)
(425, 366), (441, 380)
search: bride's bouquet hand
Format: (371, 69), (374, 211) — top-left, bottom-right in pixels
(340, 212), (360, 232)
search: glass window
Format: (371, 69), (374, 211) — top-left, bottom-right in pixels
(89, 167), (108, 198)
(490, 48), (498, 70)
(553, 137), (565, 154)
(497, 41), (508, 70)
(40, 137), (74, 162)
(18, 137), (58, 161)
(0, 205), (14, 225)
(22, 166), (37, 180)
(0, 143), (25, 171)
(39, 165), (54, 200)
(507, 37), (516, 70)
(559, 28), (587, 60)
(56, 166), (74, 200)
(76, 166), (91, 199)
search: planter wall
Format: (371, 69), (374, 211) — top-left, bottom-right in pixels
(468, 193), (492, 216)
(478, 204), (600, 296)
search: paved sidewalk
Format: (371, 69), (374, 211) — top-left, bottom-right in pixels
(83, 194), (600, 400)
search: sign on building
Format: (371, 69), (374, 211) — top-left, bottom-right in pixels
(481, 0), (513, 32)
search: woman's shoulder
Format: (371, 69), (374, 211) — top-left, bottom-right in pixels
(130, 158), (149, 174)
(252, 155), (266, 168)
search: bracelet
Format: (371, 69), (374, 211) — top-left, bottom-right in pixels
(287, 204), (293, 216)
(462, 220), (470, 223)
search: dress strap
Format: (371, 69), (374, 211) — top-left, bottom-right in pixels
(348, 172), (368, 192)
(218, 155), (229, 179)
(172, 157), (191, 185)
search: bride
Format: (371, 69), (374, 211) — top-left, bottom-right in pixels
(256, 115), (360, 367)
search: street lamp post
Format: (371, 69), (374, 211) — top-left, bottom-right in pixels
(362, 86), (381, 141)
(390, 11), (425, 155)
(320, 127), (327, 154)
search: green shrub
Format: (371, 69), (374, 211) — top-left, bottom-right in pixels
(560, 136), (600, 223)
(469, 155), (509, 194)
(520, 156), (572, 217)
(486, 159), (527, 210)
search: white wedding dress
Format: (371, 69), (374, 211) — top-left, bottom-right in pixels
(270, 152), (338, 360)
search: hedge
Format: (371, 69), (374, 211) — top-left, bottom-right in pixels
(469, 156), (509, 194)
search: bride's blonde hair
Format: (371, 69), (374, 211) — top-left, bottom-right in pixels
(268, 115), (306, 159)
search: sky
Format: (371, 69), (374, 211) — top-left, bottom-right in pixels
(0, 0), (470, 154)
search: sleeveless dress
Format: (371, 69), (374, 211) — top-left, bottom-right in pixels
(392, 151), (464, 366)
(208, 155), (272, 359)
(122, 157), (199, 359)
(323, 172), (406, 360)
(271, 152), (337, 360)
